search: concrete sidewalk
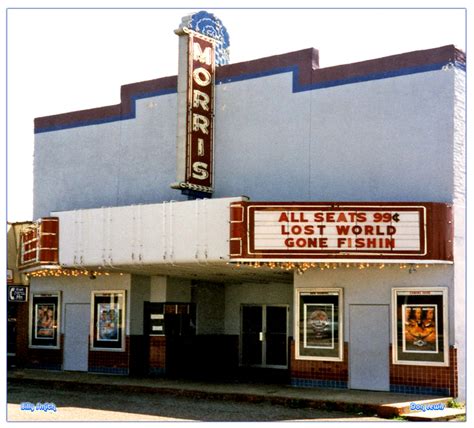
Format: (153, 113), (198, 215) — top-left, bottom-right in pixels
(7, 368), (458, 419)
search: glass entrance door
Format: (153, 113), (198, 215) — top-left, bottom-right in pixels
(241, 305), (289, 368)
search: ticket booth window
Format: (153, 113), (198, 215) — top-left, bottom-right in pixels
(391, 287), (448, 366)
(295, 288), (343, 361)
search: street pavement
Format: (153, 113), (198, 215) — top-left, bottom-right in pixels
(7, 383), (388, 422)
(6, 368), (458, 422)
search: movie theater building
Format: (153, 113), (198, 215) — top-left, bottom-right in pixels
(18, 13), (465, 399)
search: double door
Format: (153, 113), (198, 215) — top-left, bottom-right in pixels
(241, 305), (289, 369)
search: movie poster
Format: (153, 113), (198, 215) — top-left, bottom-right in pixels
(402, 304), (438, 353)
(35, 303), (56, 339)
(304, 304), (334, 349)
(97, 303), (119, 341)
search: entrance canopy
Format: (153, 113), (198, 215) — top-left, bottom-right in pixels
(18, 198), (453, 282)
(19, 197), (291, 283)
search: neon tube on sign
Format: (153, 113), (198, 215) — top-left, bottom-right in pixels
(185, 32), (215, 190)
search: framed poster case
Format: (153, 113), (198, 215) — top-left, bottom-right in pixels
(392, 287), (448, 366)
(29, 292), (61, 349)
(90, 290), (126, 351)
(295, 288), (343, 361)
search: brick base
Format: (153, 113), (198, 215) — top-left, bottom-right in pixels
(88, 336), (130, 375)
(290, 341), (458, 397)
(88, 367), (129, 375)
(291, 378), (348, 389)
(290, 341), (349, 388)
(390, 346), (458, 397)
(25, 334), (64, 370)
(149, 367), (166, 375)
(149, 336), (166, 374)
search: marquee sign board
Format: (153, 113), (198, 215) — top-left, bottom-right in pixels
(230, 202), (453, 262)
(172, 12), (229, 198)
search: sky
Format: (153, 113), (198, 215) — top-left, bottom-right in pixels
(2, 3), (468, 222)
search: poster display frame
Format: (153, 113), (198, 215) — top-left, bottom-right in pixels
(391, 287), (448, 366)
(295, 288), (343, 361)
(90, 290), (126, 352)
(29, 292), (61, 349)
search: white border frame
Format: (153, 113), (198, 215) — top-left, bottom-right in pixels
(391, 287), (449, 367)
(295, 288), (344, 361)
(90, 290), (126, 352)
(28, 291), (61, 349)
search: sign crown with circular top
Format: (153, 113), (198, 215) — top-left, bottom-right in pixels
(179, 10), (230, 66)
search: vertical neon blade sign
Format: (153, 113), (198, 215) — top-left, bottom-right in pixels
(186, 31), (215, 191)
(172, 11), (230, 198)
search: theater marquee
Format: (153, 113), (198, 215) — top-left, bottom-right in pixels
(230, 202), (453, 262)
